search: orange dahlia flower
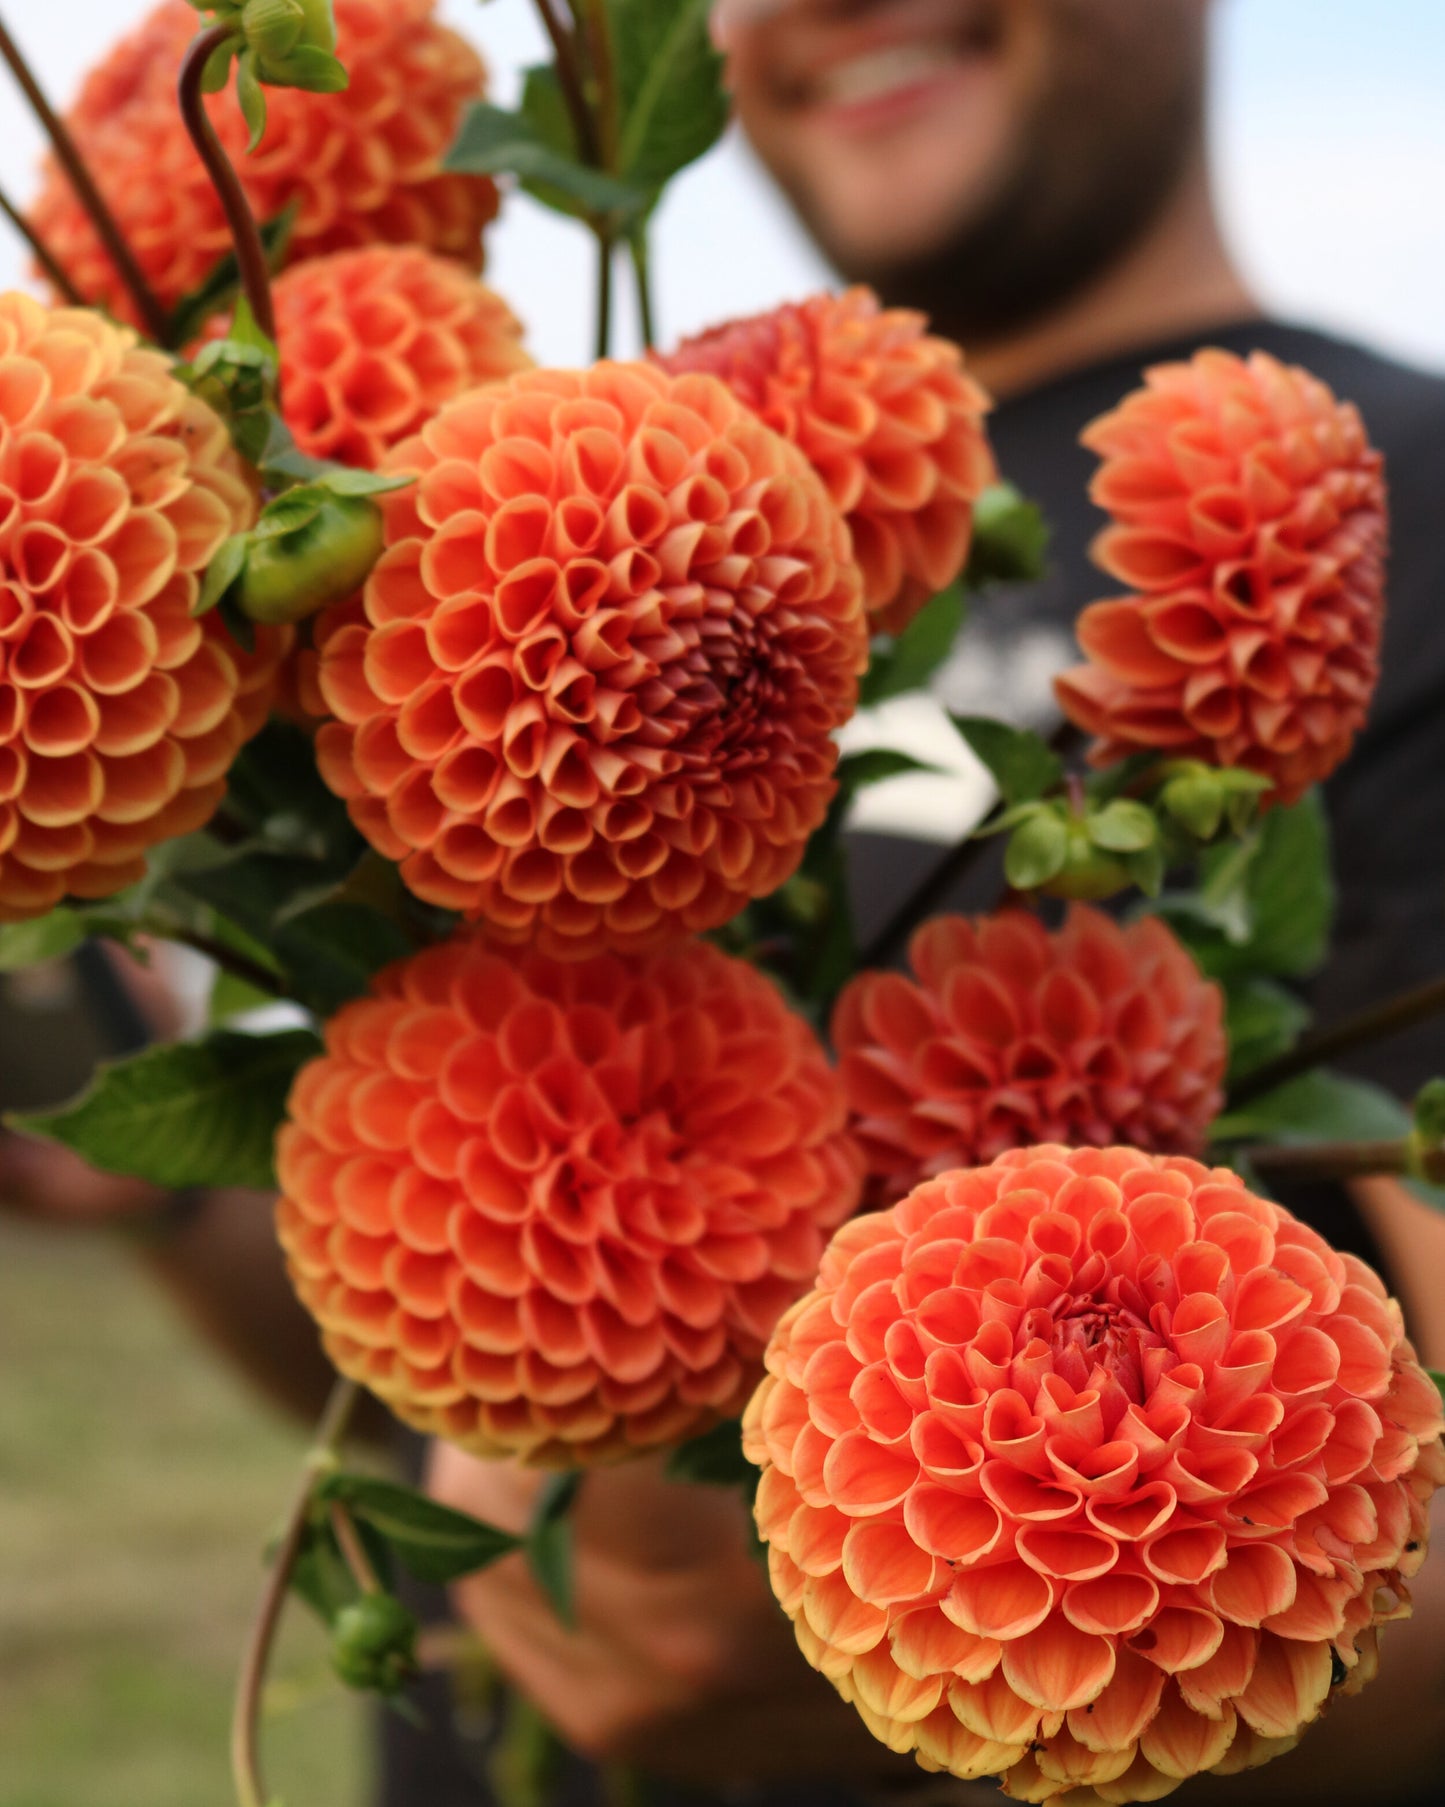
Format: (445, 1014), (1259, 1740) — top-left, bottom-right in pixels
(275, 933), (863, 1463)
(659, 288), (996, 632)
(0, 293), (286, 920)
(745, 1144), (1444, 1801)
(207, 247), (532, 471)
(833, 909), (1226, 1203)
(28, 0), (497, 330)
(1055, 350), (1386, 807)
(310, 361), (867, 958)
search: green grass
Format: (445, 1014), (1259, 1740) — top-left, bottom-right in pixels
(0, 1219), (366, 1807)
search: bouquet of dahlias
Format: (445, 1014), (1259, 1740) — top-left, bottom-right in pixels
(2, 5), (1443, 1805)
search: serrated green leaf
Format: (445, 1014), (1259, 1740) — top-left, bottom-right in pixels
(964, 483), (1049, 587)
(610, 0), (729, 190)
(666, 1418), (753, 1487)
(318, 1474), (522, 1584)
(8, 1028), (319, 1190)
(949, 715), (1062, 806)
(1211, 1069), (1410, 1147)
(526, 1471), (582, 1627)
(1004, 810), (1068, 890)
(1088, 799), (1157, 854)
(446, 103), (649, 219)
(1192, 794), (1333, 979)
(860, 584), (966, 705)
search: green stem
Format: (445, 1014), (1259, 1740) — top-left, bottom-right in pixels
(628, 231), (656, 351)
(1227, 972), (1445, 1108)
(231, 1378), (360, 1807)
(177, 25), (276, 344)
(328, 1499), (382, 1595)
(530, 0), (596, 163)
(594, 232), (614, 360)
(0, 179), (83, 303)
(0, 11), (168, 340)
(577, 0), (620, 170)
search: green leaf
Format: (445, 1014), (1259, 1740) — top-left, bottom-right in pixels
(208, 966), (276, 1024)
(610, 0), (730, 190)
(949, 716), (1062, 806)
(225, 717), (362, 865)
(445, 103), (649, 219)
(194, 532), (250, 617)
(525, 1471), (583, 1627)
(666, 1418), (753, 1487)
(318, 1474), (522, 1584)
(1123, 840), (1167, 899)
(266, 43), (347, 92)
(860, 584), (966, 705)
(1429, 1370), (1445, 1405)
(1159, 773), (1225, 842)
(834, 748), (943, 792)
(964, 483), (1050, 587)
(1087, 799), (1157, 854)
(0, 907), (87, 971)
(236, 49), (269, 150)
(8, 1027), (319, 1190)
(290, 1504), (394, 1628)
(1224, 977), (1310, 1082)
(1004, 809), (1069, 890)
(1211, 1070), (1410, 1147)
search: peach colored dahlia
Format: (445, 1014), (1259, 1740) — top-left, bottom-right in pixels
(0, 294), (286, 920)
(659, 287), (995, 632)
(833, 909), (1225, 1204)
(310, 361), (868, 958)
(209, 247), (532, 471)
(28, 0), (497, 330)
(744, 1145), (1444, 1802)
(275, 933), (864, 1463)
(1055, 350), (1386, 807)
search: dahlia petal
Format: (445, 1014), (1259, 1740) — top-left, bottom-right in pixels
(1232, 1632), (1332, 1739)
(1001, 1618), (1117, 1711)
(1138, 1684), (1237, 1778)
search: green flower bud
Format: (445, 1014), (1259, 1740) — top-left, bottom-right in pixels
(237, 491), (384, 625)
(1039, 820), (1133, 902)
(331, 1593), (417, 1696)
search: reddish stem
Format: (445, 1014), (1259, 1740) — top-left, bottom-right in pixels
(0, 179), (82, 303)
(0, 11), (168, 339)
(177, 25), (276, 343)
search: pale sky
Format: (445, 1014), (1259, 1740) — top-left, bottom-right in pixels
(2, 0), (1445, 372)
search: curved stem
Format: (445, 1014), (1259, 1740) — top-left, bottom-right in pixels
(232, 1377), (360, 1807)
(860, 720), (1085, 969)
(0, 11), (168, 340)
(178, 25), (276, 343)
(1228, 972), (1445, 1109)
(328, 1499), (382, 1596)
(0, 179), (82, 304)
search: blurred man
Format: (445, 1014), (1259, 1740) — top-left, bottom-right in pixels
(10, 5), (1445, 1805)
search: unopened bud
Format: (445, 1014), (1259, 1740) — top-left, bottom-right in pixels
(330, 1593), (416, 1696)
(237, 491), (384, 624)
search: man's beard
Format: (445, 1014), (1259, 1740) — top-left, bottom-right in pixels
(801, 57), (1206, 347)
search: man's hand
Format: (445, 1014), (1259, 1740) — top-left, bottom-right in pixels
(427, 1442), (931, 1790)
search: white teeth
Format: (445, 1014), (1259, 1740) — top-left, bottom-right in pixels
(817, 42), (957, 108)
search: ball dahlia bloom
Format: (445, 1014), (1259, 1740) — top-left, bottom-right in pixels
(833, 908), (1226, 1203)
(310, 361), (867, 958)
(1055, 349), (1386, 807)
(28, 0), (497, 330)
(0, 293), (285, 919)
(659, 288), (996, 632)
(744, 1145), (1444, 1802)
(275, 933), (863, 1463)
(208, 247), (532, 471)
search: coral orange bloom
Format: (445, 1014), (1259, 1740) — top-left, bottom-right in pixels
(744, 1145), (1444, 1801)
(660, 288), (995, 632)
(310, 361), (867, 957)
(0, 294), (286, 920)
(275, 933), (863, 1463)
(1055, 350), (1386, 807)
(210, 247), (532, 472)
(28, 0), (497, 329)
(833, 909), (1225, 1203)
